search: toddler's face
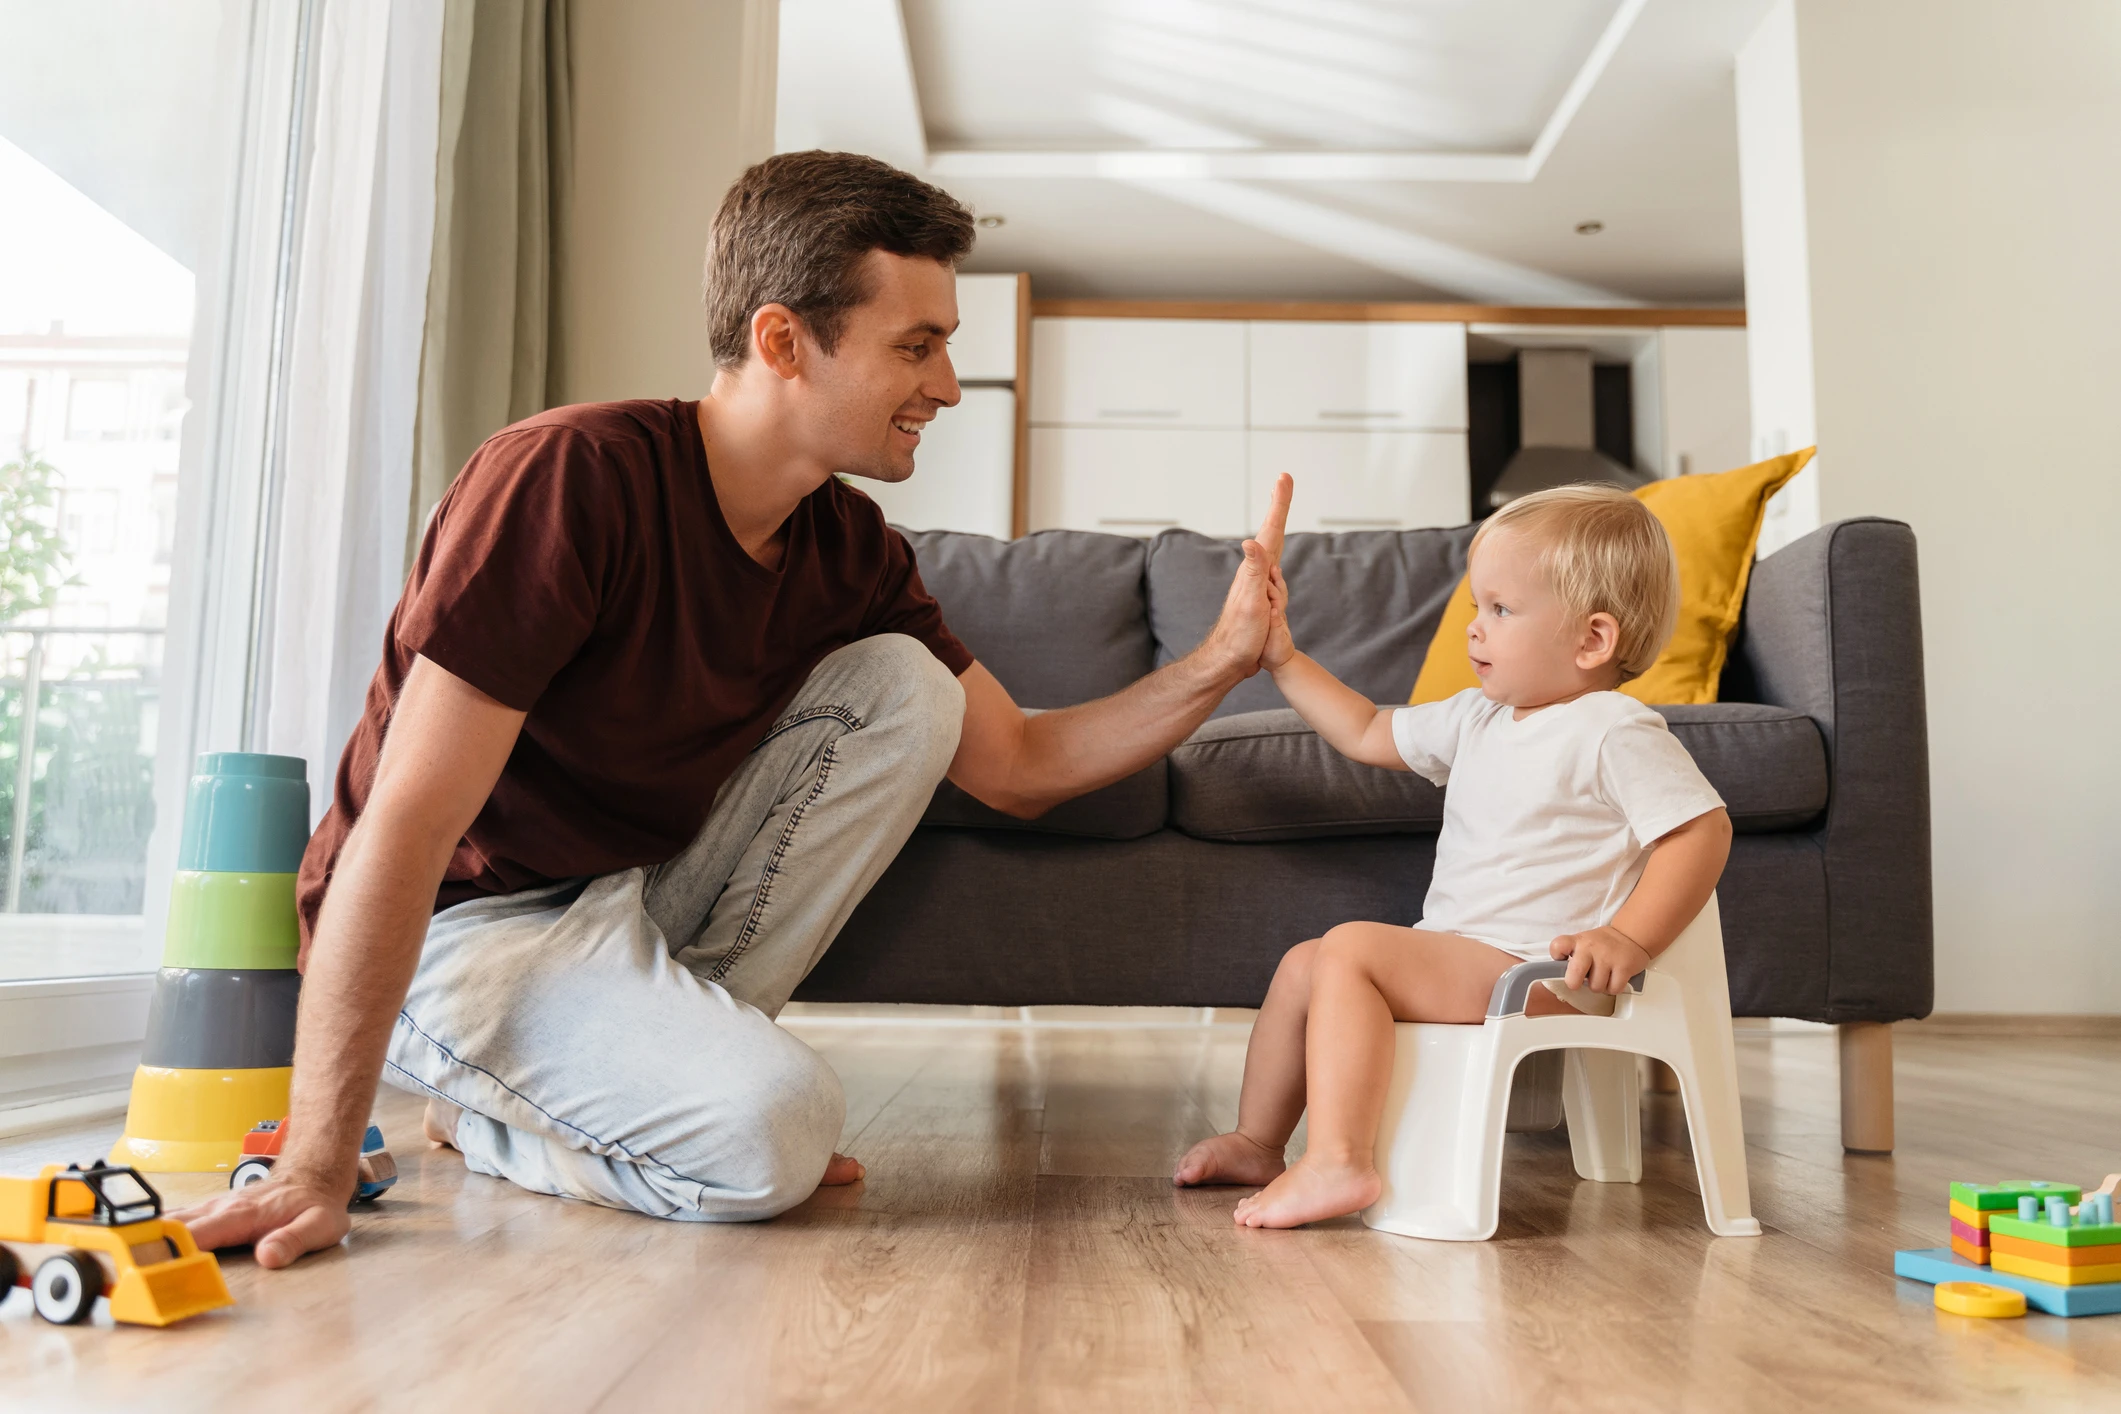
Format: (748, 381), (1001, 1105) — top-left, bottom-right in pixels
(1464, 528), (1621, 707)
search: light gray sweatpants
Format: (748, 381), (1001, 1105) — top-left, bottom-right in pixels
(382, 634), (964, 1221)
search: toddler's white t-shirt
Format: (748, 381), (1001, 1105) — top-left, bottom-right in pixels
(1391, 688), (1725, 960)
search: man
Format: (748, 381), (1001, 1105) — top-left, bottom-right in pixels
(182, 151), (1291, 1267)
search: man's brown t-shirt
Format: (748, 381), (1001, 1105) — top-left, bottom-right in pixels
(297, 398), (973, 941)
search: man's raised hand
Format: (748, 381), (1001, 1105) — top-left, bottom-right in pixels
(1198, 474), (1295, 682)
(1254, 472), (1292, 570)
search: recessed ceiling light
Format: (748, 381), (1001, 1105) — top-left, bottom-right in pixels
(1575, 220), (1604, 235)
(977, 214), (1006, 229)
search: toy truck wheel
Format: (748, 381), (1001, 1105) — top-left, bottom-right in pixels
(0, 1245), (18, 1295)
(32, 1250), (104, 1325)
(231, 1157), (276, 1189)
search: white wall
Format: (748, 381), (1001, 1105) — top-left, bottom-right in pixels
(559, 0), (777, 404)
(1733, 0), (1819, 557)
(1751, 0), (2121, 1012)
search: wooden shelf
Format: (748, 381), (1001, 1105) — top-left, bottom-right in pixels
(1028, 299), (1745, 328)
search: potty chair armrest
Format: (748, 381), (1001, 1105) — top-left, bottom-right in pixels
(1487, 959), (1646, 1018)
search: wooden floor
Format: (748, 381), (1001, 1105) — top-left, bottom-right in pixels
(3, 1020), (2120, 1412)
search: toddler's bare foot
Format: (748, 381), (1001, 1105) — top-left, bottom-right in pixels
(1232, 1155), (1381, 1228)
(1174, 1131), (1287, 1188)
(820, 1153), (865, 1186)
(423, 1096), (463, 1149)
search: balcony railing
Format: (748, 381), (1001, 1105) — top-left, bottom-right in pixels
(0, 625), (164, 915)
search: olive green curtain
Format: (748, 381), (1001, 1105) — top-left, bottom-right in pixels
(408, 0), (571, 565)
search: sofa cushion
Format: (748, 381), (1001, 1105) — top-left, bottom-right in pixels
(1168, 703), (1828, 842)
(1658, 703), (1829, 832)
(1146, 526), (1475, 719)
(902, 528), (1151, 707)
(1169, 710), (1442, 842)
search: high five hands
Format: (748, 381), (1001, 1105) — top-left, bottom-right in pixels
(1203, 473), (1295, 681)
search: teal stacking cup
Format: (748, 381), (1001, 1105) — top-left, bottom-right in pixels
(176, 752), (310, 874)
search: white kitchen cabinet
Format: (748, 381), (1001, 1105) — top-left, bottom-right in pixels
(1658, 326), (1752, 478)
(1248, 431), (1470, 533)
(1030, 427), (1246, 537)
(1029, 318), (1247, 428)
(861, 386), (1016, 539)
(949, 273), (1022, 382)
(1247, 321), (1467, 431)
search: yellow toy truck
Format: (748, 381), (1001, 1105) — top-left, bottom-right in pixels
(0, 1161), (233, 1326)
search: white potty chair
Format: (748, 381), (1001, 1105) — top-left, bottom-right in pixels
(1363, 894), (1761, 1241)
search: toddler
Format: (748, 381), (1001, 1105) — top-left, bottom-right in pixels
(1175, 483), (1732, 1228)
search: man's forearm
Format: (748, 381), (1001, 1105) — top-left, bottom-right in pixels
(276, 821), (453, 1193)
(1003, 647), (1242, 814)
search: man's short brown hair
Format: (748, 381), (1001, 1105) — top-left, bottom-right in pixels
(704, 150), (976, 369)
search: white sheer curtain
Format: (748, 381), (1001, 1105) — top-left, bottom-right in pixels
(257, 0), (445, 814)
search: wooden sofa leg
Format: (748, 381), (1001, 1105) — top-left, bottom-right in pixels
(1838, 1021), (1894, 1154)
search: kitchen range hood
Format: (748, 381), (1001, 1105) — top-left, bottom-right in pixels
(1486, 348), (1647, 509)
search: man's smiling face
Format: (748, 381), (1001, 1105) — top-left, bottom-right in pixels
(797, 250), (963, 484)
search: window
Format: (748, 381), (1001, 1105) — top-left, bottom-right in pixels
(1, 3), (311, 986)
(64, 377), (136, 442)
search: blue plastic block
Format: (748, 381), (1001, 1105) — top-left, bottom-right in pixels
(2049, 1196), (2071, 1226)
(1895, 1248), (2121, 1317)
(2100, 1194), (2117, 1226)
(2021, 1196), (2040, 1221)
(176, 752), (311, 874)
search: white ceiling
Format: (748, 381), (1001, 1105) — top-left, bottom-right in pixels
(776, 0), (1775, 305)
(905, 0), (1626, 155)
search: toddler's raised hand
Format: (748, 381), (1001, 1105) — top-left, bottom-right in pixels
(1549, 925), (1650, 995)
(1262, 566), (1295, 672)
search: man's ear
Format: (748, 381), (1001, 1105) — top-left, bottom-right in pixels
(749, 303), (803, 381)
(1576, 612), (1621, 671)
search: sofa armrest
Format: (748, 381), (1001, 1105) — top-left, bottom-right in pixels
(1728, 518), (1933, 1022)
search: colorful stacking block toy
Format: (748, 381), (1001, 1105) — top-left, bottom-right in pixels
(1945, 1179), (2080, 1265)
(1897, 1175), (2121, 1317)
(109, 753), (309, 1173)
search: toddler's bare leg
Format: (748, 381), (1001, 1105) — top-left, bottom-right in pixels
(1175, 939), (1318, 1186)
(1234, 925), (1521, 1228)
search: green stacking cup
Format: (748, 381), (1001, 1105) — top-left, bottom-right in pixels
(176, 752), (310, 874)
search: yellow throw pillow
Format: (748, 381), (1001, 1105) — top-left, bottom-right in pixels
(1408, 448), (1815, 706)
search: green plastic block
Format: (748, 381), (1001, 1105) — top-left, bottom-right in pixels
(1950, 1180), (2082, 1212)
(1990, 1214), (2121, 1248)
(162, 871), (300, 970)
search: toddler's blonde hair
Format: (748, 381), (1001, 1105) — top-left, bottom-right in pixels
(1470, 483), (1679, 682)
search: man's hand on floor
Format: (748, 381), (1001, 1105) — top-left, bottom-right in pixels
(173, 1175), (355, 1269)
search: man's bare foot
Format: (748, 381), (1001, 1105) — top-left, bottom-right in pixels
(820, 1153), (865, 1186)
(1231, 1155), (1380, 1228)
(1174, 1130), (1287, 1188)
(423, 1097), (463, 1149)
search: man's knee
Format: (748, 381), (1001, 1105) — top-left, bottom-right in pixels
(846, 633), (964, 776)
(715, 1030), (846, 1219)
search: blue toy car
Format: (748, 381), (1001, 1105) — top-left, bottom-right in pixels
(229, 1119), (399, 1202)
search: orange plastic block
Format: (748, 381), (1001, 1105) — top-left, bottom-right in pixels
(1991, 1233), (2121, 1268)
(1950, 1233), (1990, 1265)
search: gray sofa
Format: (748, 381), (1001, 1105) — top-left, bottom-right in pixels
(796, 518), (1932, 1150)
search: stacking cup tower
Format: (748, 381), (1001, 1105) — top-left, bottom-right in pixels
(111, 753), (309, 1172)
